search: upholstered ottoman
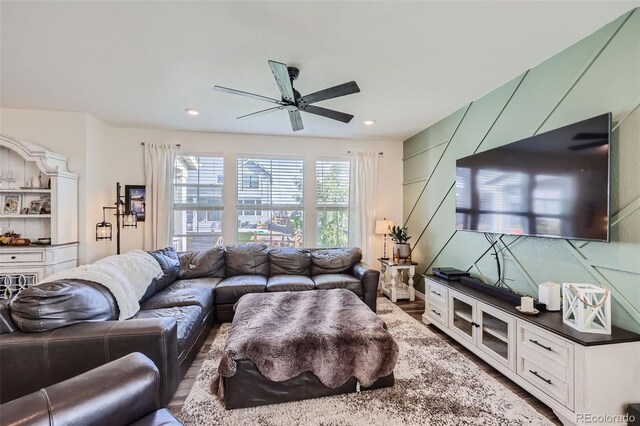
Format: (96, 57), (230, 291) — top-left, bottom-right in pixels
(212, 289), (398, 409)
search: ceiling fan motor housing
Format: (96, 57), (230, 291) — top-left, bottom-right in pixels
(287, 66), (300, 81)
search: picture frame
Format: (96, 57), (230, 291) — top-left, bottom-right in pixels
(2, 195), (21, 214)
(28, 200), (43, 214)
(125, 185), (146, 222)
(40, 199), (51, 214)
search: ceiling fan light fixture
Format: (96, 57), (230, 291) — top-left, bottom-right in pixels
(185, 108), (200, 116)
(363, 120), (376, 126)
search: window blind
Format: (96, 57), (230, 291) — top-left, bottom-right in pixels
(315, 160), (350, 248)
(172, 155), (224, 251)
(236, 156), (304, 208)
(236, 156), (304, 247)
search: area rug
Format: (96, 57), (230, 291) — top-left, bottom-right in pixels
(178, 298), (554, 425)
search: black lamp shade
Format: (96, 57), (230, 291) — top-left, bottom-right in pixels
(96, 221), (112, 240)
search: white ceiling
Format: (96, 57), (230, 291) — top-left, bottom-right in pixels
(1, 1), (636, 141)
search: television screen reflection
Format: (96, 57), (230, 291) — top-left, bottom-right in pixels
(455, 114), (610, 241)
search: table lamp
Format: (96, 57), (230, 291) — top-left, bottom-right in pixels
(375, 218), (394, 260)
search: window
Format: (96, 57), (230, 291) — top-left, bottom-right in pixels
(237, 156), (304, 247)
(316, 160), (350, 247)
(238, 199), (262, 216)
(172, 155), (224, 251)
(242, 175), (259, 189)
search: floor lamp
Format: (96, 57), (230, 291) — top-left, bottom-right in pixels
(96, 182), (138, 254)
(375, 218), (394, 260)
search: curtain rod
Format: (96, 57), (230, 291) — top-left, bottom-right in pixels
(347, 150), (384, 155)
(140, 142), (181, 148)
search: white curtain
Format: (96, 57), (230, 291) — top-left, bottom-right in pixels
(348, 152), (379, 266)
(143, 143), (176, 251)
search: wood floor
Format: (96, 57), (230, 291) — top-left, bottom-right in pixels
(168, 297), (561, 425)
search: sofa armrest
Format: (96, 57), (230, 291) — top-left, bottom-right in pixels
(0, 299), (18, 334)
(353, 262), (380, 312)
(0, 353), (165, 426)
(0, 318), (179, 406)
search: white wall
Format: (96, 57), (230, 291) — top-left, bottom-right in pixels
(0, 108), (403, 264)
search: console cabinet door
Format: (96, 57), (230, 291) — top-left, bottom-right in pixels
(478, 302), (516, 371)
(449, 290), (477, 345)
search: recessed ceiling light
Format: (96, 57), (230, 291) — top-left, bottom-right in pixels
(185, 108), (200, 116)
(363, 120), (376, 126)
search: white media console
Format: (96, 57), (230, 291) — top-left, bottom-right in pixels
(422, 274), (640, 426)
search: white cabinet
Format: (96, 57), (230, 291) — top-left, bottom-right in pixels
(448, 288), (516, 371)
(0, 134), (78, 299)
(422, 275), (640, 426)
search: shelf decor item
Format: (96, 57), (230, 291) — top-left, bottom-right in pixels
(390, 225), (411, 262)
(538, 281), (561, 311)
(562, 283), (611, 334)
(0, 231), (30, 246)
(28, 200), (43, 214)
(2, 194), (20, 214)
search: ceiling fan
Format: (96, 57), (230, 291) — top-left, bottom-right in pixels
(213, 60), (360, 132)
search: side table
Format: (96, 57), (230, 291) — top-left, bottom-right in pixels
(378, 258), (416, 303)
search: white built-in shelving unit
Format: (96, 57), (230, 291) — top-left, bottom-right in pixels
(0, 134), (79, 299)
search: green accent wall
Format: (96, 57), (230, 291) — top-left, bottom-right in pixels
(402, 9), (640, 333)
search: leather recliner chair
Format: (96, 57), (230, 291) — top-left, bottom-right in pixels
(0, 352), (183, 426)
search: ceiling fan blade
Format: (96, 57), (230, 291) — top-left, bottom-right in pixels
(268, 60), (295, 103)
(213, 86), (283, 104)
(300, 105), (353, 123)
(298, 81), (360, 105)
(289, 109), (304, 132)
(237, 106), (284, 120)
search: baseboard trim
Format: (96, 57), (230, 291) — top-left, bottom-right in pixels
(415, 290), (425, 300)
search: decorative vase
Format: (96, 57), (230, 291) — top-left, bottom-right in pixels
(393, 243), (411, 261)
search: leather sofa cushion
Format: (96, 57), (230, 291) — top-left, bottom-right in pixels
(143, 247), (180, 300)
(169, 277), (222, 291)
(225, 245), (269, 277)
(269, 248), (311, 276)
(133, 305), (202, 355)
(214, 275), (267, 305)
(310, 248), (363, 275)
(9, 280), (118, 332)
(178, 248), (225, 279)
(312, 274), (363, 296)
(140, 285), (213, 313)
(266, 275), (315, 292)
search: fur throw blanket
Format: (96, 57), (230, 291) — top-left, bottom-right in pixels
(39, 250), (163, 320)
(212, 289), (399, 401)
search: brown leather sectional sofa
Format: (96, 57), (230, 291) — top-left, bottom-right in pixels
(0, 245), (379, 406)
(0, 353), (182, 426)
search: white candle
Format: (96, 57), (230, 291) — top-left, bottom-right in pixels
(521, 296), (534, 312)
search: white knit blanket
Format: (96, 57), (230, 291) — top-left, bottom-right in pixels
(39, 250), (163, 320)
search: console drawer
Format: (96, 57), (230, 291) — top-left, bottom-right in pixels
(517, 321), (572, 372)
(426, 281), (448, 306)
(518, 354), (573, 409)
(426, 300), (448, 327)
(0, 251), (44, 263)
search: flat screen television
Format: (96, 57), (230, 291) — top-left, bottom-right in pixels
(455, 113), (611, 242)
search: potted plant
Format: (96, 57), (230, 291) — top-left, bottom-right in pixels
(390, 226), (411, 261)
